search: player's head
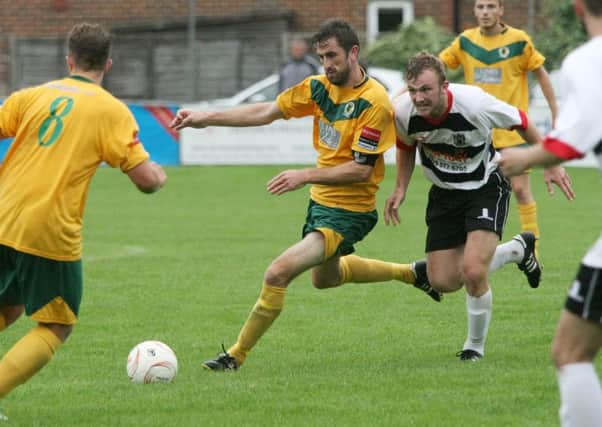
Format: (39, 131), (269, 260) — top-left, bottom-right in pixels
(405, 52), (449, 119)
(312, 19), (360, 86)
(474, 0), (504, 31)
(289, 39), (309, 60)
(67, 23), (112, 73)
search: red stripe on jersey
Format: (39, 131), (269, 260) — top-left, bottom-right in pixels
(396, 136), (416, 151)
(543, 137), (584, 160)
(510, 109), (528, 130)
(361, 126), (381, 141)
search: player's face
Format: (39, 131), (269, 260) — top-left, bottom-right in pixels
(315, 37), (354, 86)
(474, 0), (504, 31)
(407, 69), (449, 119)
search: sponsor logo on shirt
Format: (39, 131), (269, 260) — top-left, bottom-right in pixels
(474, 67), (502, 84)
(357, 126), (381, 151)
(319, 121), (341, 149)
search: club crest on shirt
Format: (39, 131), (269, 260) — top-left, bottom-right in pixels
(343, 102), (355, 118)
(498, 46), (510, 59)
(357, 126), (381, 151)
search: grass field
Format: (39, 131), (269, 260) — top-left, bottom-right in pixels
(1, 165), (601, 426)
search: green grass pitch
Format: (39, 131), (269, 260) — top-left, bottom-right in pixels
(2, 165), (600, 426)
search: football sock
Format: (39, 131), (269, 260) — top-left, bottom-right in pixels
(557, 362), (602, 427)
(518, 202), (539, 238)
(339, 255), (414, 284)
(0, 325), (61, 398)
(489, 239), (524, 273)
(463, 289), (492, 356)
(228, 283), (286, 366)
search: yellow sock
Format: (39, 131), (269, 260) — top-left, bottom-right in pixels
(339, 255), (415, 284)
(518, 202), (540, 238)
(518, 202), (540, 252)
(228, 283), (286, 366)
(0, 325), (62, 398)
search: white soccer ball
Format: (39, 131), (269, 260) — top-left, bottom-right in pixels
(126, 340), (178, 384)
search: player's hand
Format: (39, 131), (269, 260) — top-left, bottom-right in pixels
(384, 189), (406, 226)
(544, 165), (575, 201)
(498, 148), (530, 177)
(267, 169), (308, 195)
(170, 109), (210, 130)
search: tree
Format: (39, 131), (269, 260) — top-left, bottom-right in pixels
(534, 0), (586, 71)
(365, 17), (456, 77)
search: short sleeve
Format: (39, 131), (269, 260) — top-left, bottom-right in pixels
(351, 102), (395, 155)
(0, 90), (26, 138)
(439, 37), (462, 70)
(522, 33), (546, 72)
(276, 76), (316, 119)
(99, 104), (149, 172)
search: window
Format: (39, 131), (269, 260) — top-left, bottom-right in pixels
(366, 1), (414, 45)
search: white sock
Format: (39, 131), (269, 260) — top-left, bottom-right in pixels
(463, 289), (492, 355)
(557, 362), (602, 427)
(489, 239), (524, 273)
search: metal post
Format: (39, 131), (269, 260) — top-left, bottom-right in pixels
(527, 0), (535, 34)
(188, 0), (198, 101)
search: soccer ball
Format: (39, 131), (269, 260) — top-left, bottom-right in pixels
(126, 340), (178, 384)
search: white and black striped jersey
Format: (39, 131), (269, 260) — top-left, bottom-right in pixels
(542, 36), (602, 175)
(394, 84), (527, 190)
(541, 36), (602, 269)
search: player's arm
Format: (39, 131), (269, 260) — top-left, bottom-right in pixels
(266, 156), (374, 196)
(170, 102), (283, 130)
(532, 66), (558, 127)
(384, 142), (416, 226)
(126, 160), (167, 194)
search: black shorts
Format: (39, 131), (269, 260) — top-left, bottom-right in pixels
(425, 169), (511, 252)
(564, 264), (602, 322)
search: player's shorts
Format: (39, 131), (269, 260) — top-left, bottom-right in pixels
(565, 236), (602, 321)
(564, 264), (602, 322)
(425, 169), (511, 252)
(302, 199), (377, 256)
(0, 244), (82, 325)
(492, 128), (526, 149)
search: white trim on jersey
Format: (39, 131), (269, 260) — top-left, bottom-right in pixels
(394, 84), (525, 190)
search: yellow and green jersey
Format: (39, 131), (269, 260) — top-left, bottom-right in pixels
(0, 75), (149, 261)
(276, 73), (395, 212)
(439, 25), (545, 148)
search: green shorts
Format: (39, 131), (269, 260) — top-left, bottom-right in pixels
(0, 244), (82, 321)
(302, 199), (378, 256)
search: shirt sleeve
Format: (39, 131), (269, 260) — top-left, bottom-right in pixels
(478, 90), (526, 131)
(439, 37), (462, 70)
(522, 33), (546, 72)
(351, 101), (395, 155)
(276, 76), (316, 119)
(392, 95), (416, 149)
(99, 103), (149, 172)
(0, 90), (26, 138)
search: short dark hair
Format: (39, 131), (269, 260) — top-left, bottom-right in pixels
(67, 23), (112, 71)
(405, 51), (447, 85)
(311, 18), (360, 54)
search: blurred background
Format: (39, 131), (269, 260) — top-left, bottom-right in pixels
(0, 0), (586, 164)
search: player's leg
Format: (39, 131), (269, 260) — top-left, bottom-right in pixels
(0, 305), (24, 331)
(457, 170), (510, 360)
(306, 202), (441, 301)
(552, 258), (602, 427)
(459, 230), (499, 360)
(0, 247), (81, 398)
(510, 173), (540, 247)
(208, 231), (326, 370)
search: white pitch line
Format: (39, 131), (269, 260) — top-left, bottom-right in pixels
(84, 245), (147, 262)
